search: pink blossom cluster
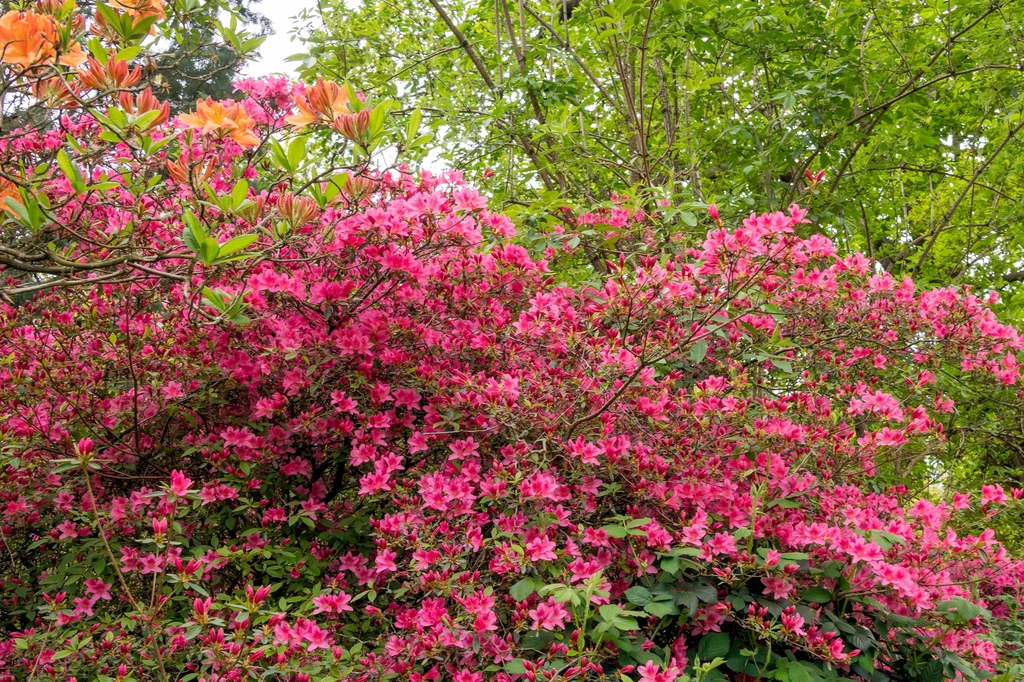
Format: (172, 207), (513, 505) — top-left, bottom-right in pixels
(0, 75), (1021, 681)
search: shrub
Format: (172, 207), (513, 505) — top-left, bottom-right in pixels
(1, 4), (1024, 682)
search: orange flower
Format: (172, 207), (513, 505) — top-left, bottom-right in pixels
(343, 172), (377, 202)
(285, 78), (352, 129)
(118, 87), (169, 130)
(0, 176), (22, 216)
(333, 109), (372, 144)
(78, 53), (141, 90)
(179, 97), (260, 149)
(166, 152), (217, 186)
(277, 192), (319, 227)
(0, 10), (87, 68)
(108, 0), (165, 21)
(32, 77), (80, 108)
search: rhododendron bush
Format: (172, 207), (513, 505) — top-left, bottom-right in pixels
(3, 4), (1024, 682)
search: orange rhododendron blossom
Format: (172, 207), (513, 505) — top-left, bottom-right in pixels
(0, 176), (21, 215)
(165, 152), (217, 186)
(118, 87), (169, 129)
(78, 54), (141, 90)
(0, 10), (87, 68)
(343, 171), (377, 201)
(108, 0), (166, 21)
(285, 78), (351, 128)
(32, 76), (80, 108)
(178, 97), (260, 148)
(333, 108), (371, 143)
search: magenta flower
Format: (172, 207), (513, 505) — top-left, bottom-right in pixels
(528, 597), (570, 631)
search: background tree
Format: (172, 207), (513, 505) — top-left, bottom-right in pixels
(151, 0), (270, 112)
(297, 0), (1024, 313)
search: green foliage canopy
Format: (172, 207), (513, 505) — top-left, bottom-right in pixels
(298, 0), (1024, 312)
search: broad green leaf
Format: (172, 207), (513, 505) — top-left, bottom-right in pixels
(509, 578), (536, 601)
(624, 586), (652, 606)
(199, 238), (220, 266)
(697, 632), (730, 660)
(801, 587), (833, 603)
(218, 234), (258, 257)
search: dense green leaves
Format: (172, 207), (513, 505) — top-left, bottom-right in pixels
(299, 0), (1024, 318)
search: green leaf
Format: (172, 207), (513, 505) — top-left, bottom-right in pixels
(231, 180), (249, 209)
(624, 586), (653, 606)
(611, 616), (639, 630)
(345, 81), (363, 112)
(688, 583), (718, 603)
(937, 596), (989, 623)
(801, 587), (833, 603)
(182, 226), (200, 254)
(509, 578), (536, 602)
(675, 591), (699, 618)
(504, 659), (527, 674)
(599, 604), (624, 621)
(552, 586), (579, 605)
(287, 136), (306, 170)
(406, 108), (422, 142)
(199, 238), (220, 266)
(56, 149), (83, 190)
(643, 601), (679, 617)
(601, 524), (628, 538)
(116, 45), (142, 62)
(916, 659), (943, 682)
(132, 109), (164, 130)
(218, 234), (258, 257)
(5, 196), (30, 226)
(697, 632), (730, 660)
(368, 102), (389, 142)
(521, 630), (554, 651)
(689, 339), (709, 364)
(87, 36), (106, 62)
(787, 661), (817, 682)
(182, 209), (205, 240)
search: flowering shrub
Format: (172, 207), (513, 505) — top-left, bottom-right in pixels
(1, 4), (1024, 682)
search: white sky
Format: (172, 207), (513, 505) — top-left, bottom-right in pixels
(244, 0), (321, 77)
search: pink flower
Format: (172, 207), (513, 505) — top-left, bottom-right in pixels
(448, 437), (479, 460)
(524, 535), (558, 562)
(56, 520), (78, 540)
(302, 621), (331, 651)
(528, 597), (571, 630)
(312, 591), (354, 615)
(453, 671), (483, 682)
(160, 381), (185, 399)
(704, 532), (737, 556)
(982, 485), (1009, 506)
(826, 636), (858, 662)
(169, 470), (192, 497)
(780, 606), (806, 636)
(73, 596), (95, 617)
(84, 579), (112, 601)
(707, 204), (721, 224)
(472, 609), (498, 632)
(374, 549), (397, 574)
(637, 660), (681, 682)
